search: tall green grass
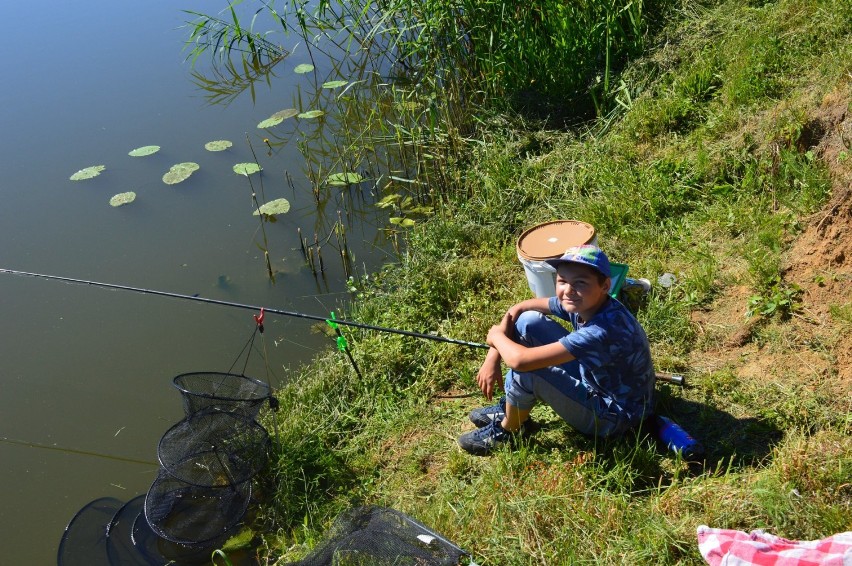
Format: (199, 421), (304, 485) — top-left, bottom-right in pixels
(387, 0), (659, 115)
(217, 0), (852, 563)
(187, 0), (657, 115)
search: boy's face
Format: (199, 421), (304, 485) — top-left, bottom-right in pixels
(555, 263), (611, 319)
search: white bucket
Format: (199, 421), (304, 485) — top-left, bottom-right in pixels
(516, 220), (598, 298)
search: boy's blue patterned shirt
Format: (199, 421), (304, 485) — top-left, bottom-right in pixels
(548, 296), (656, 424)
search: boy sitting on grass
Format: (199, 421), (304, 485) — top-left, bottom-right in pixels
(458, 245), (656, 456)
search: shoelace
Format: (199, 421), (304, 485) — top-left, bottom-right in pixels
(474, 421), (503, 440)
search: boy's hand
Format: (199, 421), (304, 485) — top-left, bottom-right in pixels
(505, 297), (549, 322)
(477, 347), (503, 401)
(477, 362), (503, 401)
(479, 314), (515, 400)
(506, 303), (526, 322)
(487, 312), (515, 346)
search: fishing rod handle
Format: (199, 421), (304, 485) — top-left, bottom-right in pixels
(656, 372), (685, 386)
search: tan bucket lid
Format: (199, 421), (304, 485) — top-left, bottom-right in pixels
(517, 220), (596, 261)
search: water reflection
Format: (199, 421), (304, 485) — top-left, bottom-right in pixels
(0, 2), (413, 564)
(1, 0), (463, 560)
(186, 3), (443, 287)
(190, 55), (286, 107)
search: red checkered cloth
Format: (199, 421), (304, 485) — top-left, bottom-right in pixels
(697, 525), (852, 565)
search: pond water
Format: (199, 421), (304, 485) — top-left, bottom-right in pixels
(0, 1), (398, 563)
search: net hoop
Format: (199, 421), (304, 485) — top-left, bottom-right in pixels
(172, 372), (271, 418)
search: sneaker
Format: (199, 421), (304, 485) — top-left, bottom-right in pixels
(468, 397), (506, 427)
(457, 420), (529, 456)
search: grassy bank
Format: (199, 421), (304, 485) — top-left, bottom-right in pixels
(247, 0), (852, 563)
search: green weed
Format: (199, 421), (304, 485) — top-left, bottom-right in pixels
(746, 275), (803, 319)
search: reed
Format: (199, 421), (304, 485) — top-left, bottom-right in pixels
(243, 134), (276, 282)
(183, 4), (287, 66)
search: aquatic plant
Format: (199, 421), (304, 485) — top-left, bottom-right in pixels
(257, 109), (299, 130)
(326, 172), (363, 187)
(181, 0), (657, 284)
(162, 162), (200, 184)
(205, 140), (233, 151)
(69, 165), (105, 181)
(184, 3), (287, 67)
(253, 198), (291, 217)
(109, 192), (137, 207)
(128, 145), (160, 157)
(241, 135), (278, 282)
(233, 163), (263, 176)
(185, 0), (654, 116)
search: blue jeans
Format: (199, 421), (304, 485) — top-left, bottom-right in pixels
(503, 311), (628, 438)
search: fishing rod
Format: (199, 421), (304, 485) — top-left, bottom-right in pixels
(0, 268), (686, 385)
(0, 268), (487, 349)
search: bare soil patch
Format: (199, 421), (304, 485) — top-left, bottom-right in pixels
(692, 87), (852, 394)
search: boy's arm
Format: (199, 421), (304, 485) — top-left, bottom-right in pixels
(487, 312), (575, 372)
(476, 297), (554, 400)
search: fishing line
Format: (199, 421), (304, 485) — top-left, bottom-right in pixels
(0, 436), (157, 466)
(0, 268), (487, 349)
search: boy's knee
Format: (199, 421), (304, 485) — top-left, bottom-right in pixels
(514, 311), (566, 348)
(514, 310), (548, 334)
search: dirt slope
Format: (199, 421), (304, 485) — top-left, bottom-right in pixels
(692, 87), (851, 396)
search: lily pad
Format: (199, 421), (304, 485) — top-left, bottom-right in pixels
(322, 80), (348, 89)
(233, 163), (262, 176)
(70, 165), (105, 181)
(389, 217), (416, 227)
(109, 192), (137, 207)
(377, 194), (401, 208)
(297, 110), (324, 119)
(272, 108), (299, 120)
(293, 63), (314, 74)
(221, 528), (254, 551)
(257, 116), (284, 129)
(162, 162), (199, 185)
(205, 140), (232, 151)
(253, 198), (291, 216)
(327, 172), (363, 186)
(128, 145), (160, 157)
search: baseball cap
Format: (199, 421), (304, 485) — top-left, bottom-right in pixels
(544, 245), (611, 278)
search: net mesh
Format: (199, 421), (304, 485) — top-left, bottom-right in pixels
(105, 495), (155, 566)
(143, 373), (273, 549)
(131, 505), (214, 564)
(173, 372), (271, 418)
(144, 468), (252, 547)
(57, 496), (122, 565)
(61, 372), (274, 558)
(285, 506), (469, 566)
(157, 409), (270, 487)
